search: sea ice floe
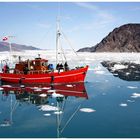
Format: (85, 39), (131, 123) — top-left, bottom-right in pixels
(80, 108), (96, 113)
(44, 113), (51, 116)
(120, 103), (128, 107)
(39, 94), (47, 97)
(131, 93), (140, 98)
(127, 86), (138, 89)
(39, 105), (59, 111)
(54, 111), (63, 115)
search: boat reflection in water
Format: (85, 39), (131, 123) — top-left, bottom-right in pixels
(0, 82), (88, 138)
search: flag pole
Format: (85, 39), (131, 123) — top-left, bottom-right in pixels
(9, 40), (12, 63)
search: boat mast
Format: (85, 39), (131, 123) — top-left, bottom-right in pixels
(56, 17), (61, 65)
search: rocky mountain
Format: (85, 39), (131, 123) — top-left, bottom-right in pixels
(78, 24), (140, 52)
(0, 42), (40, 51)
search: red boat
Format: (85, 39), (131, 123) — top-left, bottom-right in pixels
(0, 19), (88, 84)
(0, 57), (88, 84)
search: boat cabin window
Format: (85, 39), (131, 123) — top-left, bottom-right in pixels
(42, 61), (48, 67)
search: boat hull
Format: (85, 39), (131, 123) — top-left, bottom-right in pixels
(0, 66), (88, 84)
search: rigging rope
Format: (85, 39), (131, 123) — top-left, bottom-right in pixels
(60, 30), (86, 66)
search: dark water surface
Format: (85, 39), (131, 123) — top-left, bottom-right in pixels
(0, 62), (140, 138)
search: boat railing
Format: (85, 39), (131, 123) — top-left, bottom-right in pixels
(14, 70), (24, 74)
(28, 70), (52, 74)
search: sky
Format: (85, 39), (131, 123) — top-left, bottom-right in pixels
(0, 2), (140, 50)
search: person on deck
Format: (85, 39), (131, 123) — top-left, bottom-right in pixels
(59, 63), (64, 71)
(3, 64), (9, 73)
(64, 62), (69, 71)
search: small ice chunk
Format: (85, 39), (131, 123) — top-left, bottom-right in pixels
(52, 92), (64, 98)
(44, 113), (51, 116)
(0, 87), (4, 91)
(80, 108), (96, 113)
(39, 94), (47, 97)
(127, 100), (135, 103)
(54, 111), (63, 114)
(120, 103), (128, 107)
(113, 64), (127, 70)
(127, 86), (138, 89)
(39, 105), (58, 111)
(131, 93), (140, 98)
(66, 84), (73, 87)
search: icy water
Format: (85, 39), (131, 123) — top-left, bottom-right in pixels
(0, 52), (140, 138)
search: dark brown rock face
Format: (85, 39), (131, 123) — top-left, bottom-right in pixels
(78, 24), (140, 52)
(101, 61), (140, 81)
